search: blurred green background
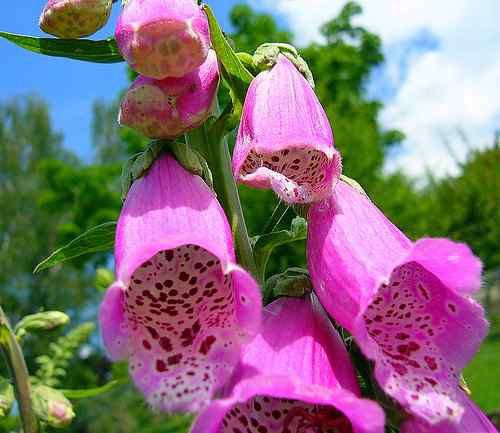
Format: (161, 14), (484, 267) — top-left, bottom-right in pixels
(0, 2), (499, 432)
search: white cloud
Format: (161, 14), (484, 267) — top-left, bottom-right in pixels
(252, 0), (500, 178)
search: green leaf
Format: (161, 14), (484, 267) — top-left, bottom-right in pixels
(0, 32), (123, 63)
(253, 217), (308, 281)
(60, 379), (128, 399)
(203, 5), (253, 106)
(34, 222), (116, 273)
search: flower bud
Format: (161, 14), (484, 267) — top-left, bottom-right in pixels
(39, 0), (112, 39)
(119, 50), (219, 139)
(95, 268), (114, 292)
(0, 378), (14, 417)
(32, 385), (75, 429)
(116, 0), (211, 79)
(15, 311), (70, 338)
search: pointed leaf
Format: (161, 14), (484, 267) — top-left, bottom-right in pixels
(0, 32), (123, 63)
(34, 222), (116, 273)
(203, 5), (253, 105)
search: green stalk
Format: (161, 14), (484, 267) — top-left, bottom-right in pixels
(187, 125), (258, 281)
(0, 306), (38, 433)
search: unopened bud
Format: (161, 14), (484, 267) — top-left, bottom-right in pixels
(116, 0), (211, 79)
(39, 0), (112, 39)
(32, 385), (75, 429)
(95, 268), (115, 292)
(15, 311), (70, 338)
(0, 378), (14, 417)
(119, 50), (219, 139)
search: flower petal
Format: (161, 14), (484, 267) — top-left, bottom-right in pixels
(308, 181), (488, 425)
(119, 50), (219, 139)
(101, 154), (261, 413)
(99, 283), (129, 361)
(190, 296), (385, 433)
(115, 0), (211, 79)
(402, 392), (499, 433)
(233, 55), (341, 204)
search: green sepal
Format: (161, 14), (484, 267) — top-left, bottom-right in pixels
(253, 42), (315, 88)
(264, 267), (312, 304)
(253, 216), (308, 282)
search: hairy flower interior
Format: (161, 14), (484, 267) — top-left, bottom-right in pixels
(363, 262), (463, 422)
(129, 19), (205, 79)
(222, 396), (354, 433)
(125, 244), (237, 409)
(239, 148), (331, 202)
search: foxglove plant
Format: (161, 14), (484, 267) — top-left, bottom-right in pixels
(308, 181), (490, 428)
(100, 154), (262, 412)
(119, 49), (219, 139)
(39, 0), (112, 38)
(115, 0), (211, 79)
(191, 296), (385, 433)
(2, 2), (497, 433)
(232, 54), (342, 204)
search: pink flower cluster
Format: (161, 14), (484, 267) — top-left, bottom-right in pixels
(38, 0), (497, 432)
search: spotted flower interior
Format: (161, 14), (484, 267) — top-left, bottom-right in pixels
(363, 262), (484, 424)
(239, 148), (337, 203)
(222, 396), (354, 433)
(125, 244), (240, 411)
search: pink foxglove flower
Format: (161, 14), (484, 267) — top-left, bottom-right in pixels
(190, 296), (385, 433)
(307, 181), (488, 426)
(39, 0), (112, 39)
(119, 50), (219, 139)
(99, 154), (262, 413)
(115, 0), (211, 79)
(402, 392), (499, 432)
(232, 54), (341, 204)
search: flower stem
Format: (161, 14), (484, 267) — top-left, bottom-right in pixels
(0, 306), (39, 433)
(187, 125), (258, 281)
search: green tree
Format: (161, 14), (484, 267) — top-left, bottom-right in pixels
(0, 96), (92, 320)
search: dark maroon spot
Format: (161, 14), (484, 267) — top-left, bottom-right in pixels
(199, 336), (216, 355)
(146, 326), (159, 340)
(156, 359), (167, 372)
(168, 354), (183, 365)
(159, 336), (173, 352)
(179, 272), (190, 282)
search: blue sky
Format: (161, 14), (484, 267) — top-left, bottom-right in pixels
(2, 0), (499, 177)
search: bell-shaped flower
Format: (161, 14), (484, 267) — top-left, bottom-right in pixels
(115, 0), (211, 79)
(232, 54), (342, 204)
(99, 154), (262, 413)
(119, 50), (219, 139)
(307, 181), (488, 426)
(190, 295), (385, 433)
(402, 392), (499, 432)
(39, 0), (112, 39)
